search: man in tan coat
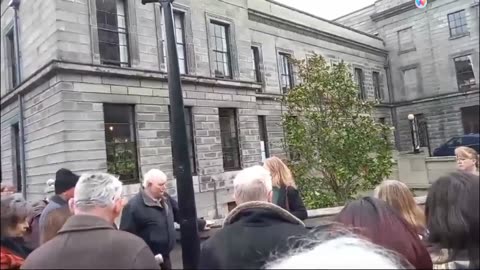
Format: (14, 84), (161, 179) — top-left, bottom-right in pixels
(21, 172), (160, 269)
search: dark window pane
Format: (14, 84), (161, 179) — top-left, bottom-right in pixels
(6, 30), (18, 88)
(211, 22), (231, 78)
(97, 0), (129, 66)
(219, 109), (241, 170)
(454, 55), (476, 91)
(258, 116), (269, 160)
(373, 71), (382, 100)
(355, 68), (366, 99)
(103, 104), (138, 184)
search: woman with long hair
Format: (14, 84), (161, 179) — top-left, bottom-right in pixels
(455, 146), (479, 176)
(425, 171), (479, 269)
(1, 193), (32, 269)
(335, 197), (433, 269)
(263, 157), (308, 220)
(374, 180), (427, 238)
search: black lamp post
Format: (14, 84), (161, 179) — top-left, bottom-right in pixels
(408, 114), (420, 154)
(141, 0), (200, 269)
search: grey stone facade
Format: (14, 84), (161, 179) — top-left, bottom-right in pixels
(336, 0), (480, 151)
(1, 0), (406, 218)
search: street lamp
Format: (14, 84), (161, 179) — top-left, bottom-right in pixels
(407, 114), (420, 154)
(141, 0), (200, 269)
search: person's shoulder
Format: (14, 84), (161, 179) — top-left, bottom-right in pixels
(112, 230), (148, 246)
(22, 238), (60, 265)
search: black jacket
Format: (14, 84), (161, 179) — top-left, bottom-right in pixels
(120, 190), (206, 256)
(199, 201), (309, 269)
(275, 186), (308, 220)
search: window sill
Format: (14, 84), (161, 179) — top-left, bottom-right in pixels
(449, 33), (470, 40)
(398, 48), (416, 55)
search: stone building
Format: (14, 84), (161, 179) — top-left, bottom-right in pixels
(336, 0), (480, 151)
(1, 0), (464, 218)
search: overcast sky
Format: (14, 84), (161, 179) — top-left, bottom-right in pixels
(275, 0), (376, 20)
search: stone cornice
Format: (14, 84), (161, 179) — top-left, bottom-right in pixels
(248, 10), (388, 57)
(371, 0), (437, 22)
(0, 61), (262, 107)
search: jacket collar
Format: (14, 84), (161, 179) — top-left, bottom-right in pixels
(223, 201), (305, 227)
(58, 215), (115, 234)
(50, 194), (68, 206)
(140, 189), (165, 208)
(0, 237), (29, 258)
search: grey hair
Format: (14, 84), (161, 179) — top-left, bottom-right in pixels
(234, 165), (272, 204)
(0, 193), (30, 237)
(143, 169), (167, 188)
(265, 227), (411, 269)
(74, 173), (123, 210)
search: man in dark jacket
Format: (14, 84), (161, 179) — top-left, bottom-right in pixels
(120, 169), (207, 270)
(199, 165), (309, 269)
(37, 168), (79, 244)
(22, 172), (159, 269)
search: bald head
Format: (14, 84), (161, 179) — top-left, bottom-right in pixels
(143, 169), (168, 199)
(233, 165), (273, 205)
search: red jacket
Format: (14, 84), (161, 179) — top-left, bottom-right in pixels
(0, 246), (24, 270)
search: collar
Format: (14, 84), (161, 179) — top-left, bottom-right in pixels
(50, 194), (68, 206)
(223, 201), (305, 227)
(140, 190), (165, 208)
(0, 237), (29, 258)
(58, 215), (115, 234)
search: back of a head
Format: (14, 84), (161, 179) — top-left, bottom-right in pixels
(335, 197), (432, 269)
(233, 165), (272, 204)
(373, 180), (425, 231)
(1, 193), (30, 237)
(73, 173), (123, 212)
(266, 235), (408, 269)
(263, 156), (295, 188)
(55, 168), (80, 195)
(426, 171), (479, 249)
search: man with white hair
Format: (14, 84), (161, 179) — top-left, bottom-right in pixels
(22, 173), (160, 269)
(199, 165), (309, 269)
(120, 169), (207, 270)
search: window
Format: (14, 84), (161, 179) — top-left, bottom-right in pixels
(402, 68), (418, 94)
(103, 104), (139, 184)
(461, 106), (480, 134)
(210, 22), (231, 78)
(454, 55), (476, 91)
(252, 46), (262, 83)
(96, 0), (129, 67)
(258, 116), (269, 161)
(6, 29), (18, 89)
(378, 117), (388, 142)
(354, 68), (366, 100)
(373, 71), (383, 101)
(414, 114), (428, 147)
(161, 10), (187, 74)
(279, 52), (294, 93)
(11, 124), (21, 192)
(219, 109), (241, 170)
(169, 107), (196, 175)
(448, 10), (468, 37)
(397, 27), (415, 52)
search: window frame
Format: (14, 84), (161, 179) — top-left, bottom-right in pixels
(88, 0), (139, 67)
(103, 103), (140, 184)
(453, 54), (476, 92)
(354, 68), (366, 100)
(278, 52), (294, 93)
(219, 108), (241, 171)
(258, 116), (270, 161)
(397, 27), (415, 53)
(11, 123), (22, 192)
(372, 71), (383, 101)
(461, 105), (480, 134)
(209, 21), (232, 79)
(251, 46), (262, 84)
(447, 10), (468, 38)
(159, 8), (188, 74)
(168, 106), (197, 175)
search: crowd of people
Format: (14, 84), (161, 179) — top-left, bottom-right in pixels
(0, 146), (478, 269)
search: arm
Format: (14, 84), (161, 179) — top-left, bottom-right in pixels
(132, 246), (161, 270)
(199, 241), (219, 270)
(287, 187), (308, 220)
(119, 203), (138, 235)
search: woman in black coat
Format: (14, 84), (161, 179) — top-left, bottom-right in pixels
(263, 157), (308, 220)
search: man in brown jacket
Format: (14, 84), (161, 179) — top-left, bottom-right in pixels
(21, 172), (160, 269)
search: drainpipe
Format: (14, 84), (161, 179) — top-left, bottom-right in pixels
(9, 0), (22, 84)
(9, 0), (26, 198)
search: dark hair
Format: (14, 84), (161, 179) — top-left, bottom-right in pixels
(0, 193), (31, 237)
(425, 172), (479, 268)
(335, 197), (433, 269)
(41, 207), (73, 244)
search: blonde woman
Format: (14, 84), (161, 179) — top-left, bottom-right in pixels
(373, 180), (427, 238)
(455, 146), (479, 176)
(263, 157), (308, 220)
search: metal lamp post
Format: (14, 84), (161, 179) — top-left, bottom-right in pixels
(141, 0), (200, 268)
(407, 114), (420, 154)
